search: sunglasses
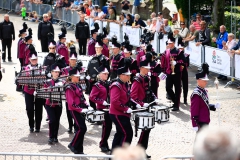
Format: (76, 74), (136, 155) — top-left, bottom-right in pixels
(44, 16), (48, 18)
(49, 47), (55, 49)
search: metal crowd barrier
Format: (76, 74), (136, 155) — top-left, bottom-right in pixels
(1, 0), (12, 11)
(0, 152), (113, 160)
(0, 0), (3, 9)
(161, 155), (194, 160)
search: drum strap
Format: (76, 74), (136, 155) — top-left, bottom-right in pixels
(134, 115), (139, 137)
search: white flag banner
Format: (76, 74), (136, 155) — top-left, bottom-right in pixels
(185, 41), (202, 66)
(122, 26), (141, 46)
(159, 35), (168, 53)
(205, 46), (230, 76)
(235, 55), (240, 79)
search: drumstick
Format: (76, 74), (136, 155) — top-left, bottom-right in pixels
(132, 107), (148, 112)
(148, 100), (156, 106)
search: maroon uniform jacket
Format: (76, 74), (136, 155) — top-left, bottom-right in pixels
(89, 80), (109, 110)
(102, 44), (109, 58)
(23, 64), (38, 95)
(88, 38), (96, 56)
(24, 45), (31, 66)
(109, 79), (131, 117)
(57, 43), (69, 65)
(190, 86), (216, 127)
(65, 83), (88, 113)
(18, 38), (26, 59)
(161, 47), (186, 75)
(136, 49), (145, 67)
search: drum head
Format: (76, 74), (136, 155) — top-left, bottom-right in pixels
(88, 57), (100, 79)
(95, 111), (104, 114)
(135, 112), (154, 117)
(153, 105), (168, 110)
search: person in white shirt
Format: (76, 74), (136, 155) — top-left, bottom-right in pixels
(145, 19), (151, 29)
(155, 12), (164, 33)
(93, 7), (104, 21)
(178, 22), (189, 38)
(223, 33), (237, 51)
(149, 17), (157, 33)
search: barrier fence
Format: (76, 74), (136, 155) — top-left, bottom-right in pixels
(0, 152), (113, 160)
(161, 155), (194, 160)
(2, 1), (240, 84)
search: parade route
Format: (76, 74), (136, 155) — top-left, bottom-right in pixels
(0, 12), (240, 159)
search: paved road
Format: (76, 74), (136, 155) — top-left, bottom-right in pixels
(0, 11), (240, 159)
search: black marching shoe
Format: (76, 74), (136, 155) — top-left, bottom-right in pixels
(8, 59), (12, 62)
(68, 144), (78, 154)
(184, 99), (187, 105)
(2, 59), (6, 62)
(146, 154), (151, 159)
(54, 138), (58, 143)
(35, 129), (40, 133)
(48, 138), (54, 145)
(29, 128), (34, 133)
(100, 146), (109, 152)
(172, 107), (179, 111)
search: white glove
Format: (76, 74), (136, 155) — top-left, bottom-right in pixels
(155, 99), (160, 104)
(171, 60), (176, 66)
(126, 108), (132, 113)
(148, 72), (151, 76)
(136, 73), (140, 77)
(103, 101), (109, 106)
(136, 104), (141, 109)
(33, 91), (37, 96)
(47, 73), (51, 78)
(193, 127), (198, 132)
(88, 106), (94, 111)
(86, 75), (90, 80)
(215, 103), (221, 109)
(81, 108), (89, 113)
(159, 72), (167, 80)
(143, 103), (149, 107)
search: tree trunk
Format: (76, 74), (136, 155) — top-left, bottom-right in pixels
(212, 0), (225, 35)
(155, 0), (163, 13)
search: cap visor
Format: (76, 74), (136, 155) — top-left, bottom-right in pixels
(200, 78), (209, 81)
(143, 66), (151, 69)
(122, 72), (131, 75)
(70, 57), (77, 60)
(73, 74), (81, 77)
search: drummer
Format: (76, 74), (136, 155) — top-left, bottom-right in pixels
(130, 53), (159, 159)
(18, 22), (28, 68)
(43, 63), (64, 144)
(89, 65), (112, 152)
(56, 30), (69, 65)
(61, 47), (82, 133)
(24, 28), (34, 66)
(24, 51), (45, 133)
(102, 28), (109, 58)
(109, 61), (133, 150)
(65, 68), (94, 154)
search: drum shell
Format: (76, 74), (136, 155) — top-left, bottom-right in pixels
(87, 111), (105, 122)
(152, 106), (170, 122)
(135, 112), (155, 129)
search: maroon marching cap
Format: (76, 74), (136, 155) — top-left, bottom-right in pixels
(140, 55), (151, 69)
(29, 52), (38, 60)
(69, 52), (77, 60)
(95, 42), (103, 48)
(111, 43), (121, 49)
(178, 44), (184, 49)
(48, 41), (56, 47)
(69, 68), (81, 77)
(97, 65), (109, 74)
(51, 64), (61, 72)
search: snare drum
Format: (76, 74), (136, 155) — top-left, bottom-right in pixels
(86, 111), (105, 123)
(135, 112), (155, 130)
(152, 105), (170, 123)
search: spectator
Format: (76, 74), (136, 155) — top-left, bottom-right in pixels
(107, 2), (117, 19)
(178, 22), (189, 38)
(73, 0), (82, 6)
(28, 11), (36, 19)
(155, 12), (164, 32)
(63, 0), (71, 10)
(212, 25), (228, 80)
(47, 11), (53, 23)
(94, 0), (99, 6)
(112, 145), (146, 160)
(192, 13), (201, 31)
(88, 0), (94, 9)
(159, 19), (171, 35)
(150, 12), (156, 19)
(193, 127), (239, 160)
(125, 14), (133, 26)
(149, 17), (157, 32)
(196, 21), (211, 46)
(121, 0), (130, 14)
(56, 0), (63, 20)
(93, 7), (104, 20)
(41, 0), (54, 5)
(117, 12), (127, 26)
(183, 25), (199, 42)
(132, 14), (146, 28)
(21, 4), (27, 20)
(76, 3), (85, 13)
(30, 13), (39, 22)
(106, 8), (116, 32)
(84, 3), (91, 16)
(145, 19), (151, 29)
(0, 14), (15, 62)
(223, 33), (237, 51)
(132, 0), (140, 15)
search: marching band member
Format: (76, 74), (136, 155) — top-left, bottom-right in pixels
(43, 40), (66, 77)
(17, 22), (28, 68)
(43, 63), (64, 144)
(24, 28), (34, 66)
(178, 44), (189, 104)
(102, 28), (109, 58)
(161, 37), (186, 111)
(65, 68), (93, 154)
(130, 54), (158, 159)
(89, 65), (112, 152)
(88, 24), (99, 56)
(110, 41), (124, 80)
(123, 45), (139, 83)
(56, 28), (69, 65)
(109, 61), (133, 150)
(86, 41), (110, 110)
(191, 63), (220, 132)
(136, 43), (146, 67)
(24, 50), (44, 133)
(61, 47), (82, 133)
